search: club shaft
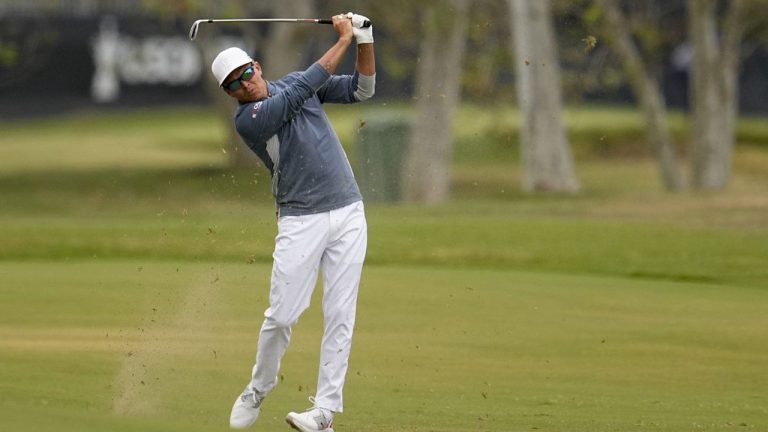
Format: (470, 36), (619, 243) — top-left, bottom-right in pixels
(190, 17), (371, 40)
(202, 18), (330, 24)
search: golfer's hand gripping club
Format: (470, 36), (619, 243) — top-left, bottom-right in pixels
(331, 14), (354, 42)
(347, 12), (373, 45)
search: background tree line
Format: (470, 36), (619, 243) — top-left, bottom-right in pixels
(4, 0), (766, 198)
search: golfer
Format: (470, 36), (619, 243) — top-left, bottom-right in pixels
(210, 12), (375, 432)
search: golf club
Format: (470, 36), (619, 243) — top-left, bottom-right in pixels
(189, 18), (372, 41)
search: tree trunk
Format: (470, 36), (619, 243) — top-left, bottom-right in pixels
(509, 0), (579, 193)
(597, 0), (684, 191)
(261, 0), (315, 78)
(688, 0), (745, 190)
(403, 0), (469, 203)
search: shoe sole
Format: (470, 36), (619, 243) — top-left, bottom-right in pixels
(285, 417), (334, 432)
(286, 418), (299, 431)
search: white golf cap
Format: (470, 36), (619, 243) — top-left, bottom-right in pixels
(211, 47), (253, 86)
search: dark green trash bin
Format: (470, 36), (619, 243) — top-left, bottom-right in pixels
(356, 113), (410, 203)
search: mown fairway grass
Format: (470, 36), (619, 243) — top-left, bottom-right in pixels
(2, 261), (766, 431)
(1, 106), (767, 431)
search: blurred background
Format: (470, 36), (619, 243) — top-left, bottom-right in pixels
(2, 0), (768, 195)
(1, 1), (768, 431)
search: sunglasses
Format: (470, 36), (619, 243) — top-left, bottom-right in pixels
(223, 66), (255, 92)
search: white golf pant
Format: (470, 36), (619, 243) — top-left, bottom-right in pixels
(249, 201), (367, 413)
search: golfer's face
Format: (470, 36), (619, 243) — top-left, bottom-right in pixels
(223, 62), (266, 102)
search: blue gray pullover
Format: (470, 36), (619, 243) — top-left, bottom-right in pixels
(234, 63), (363, 217)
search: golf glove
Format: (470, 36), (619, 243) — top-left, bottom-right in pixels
(347, 12), (373, 45)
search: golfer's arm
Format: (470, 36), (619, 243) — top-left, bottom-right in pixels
(356, 43), (375, 76)
(318, 36), (353, 74)
(350, 43), (376, 102)
(241, 67), (330, 141)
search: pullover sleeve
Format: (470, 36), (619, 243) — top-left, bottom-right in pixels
(316, 73), (358, 104)
(316, 71), (376, 104)
(236, 62), (331, 144)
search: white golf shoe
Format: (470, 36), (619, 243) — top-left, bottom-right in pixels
(229, 386), (265, 429)
(285, 397), (334, 432)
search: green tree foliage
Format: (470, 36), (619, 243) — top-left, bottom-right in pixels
(0, 18), (58, 87)
(463, 0), (515, 101)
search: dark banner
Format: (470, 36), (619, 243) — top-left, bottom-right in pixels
(0, 15), (215, 118)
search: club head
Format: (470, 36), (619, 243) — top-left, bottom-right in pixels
(189, 20), (203, 40)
